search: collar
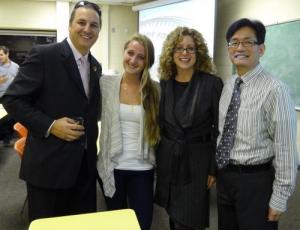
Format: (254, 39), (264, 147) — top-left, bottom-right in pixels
(0, 60), (11, 67)
(67, 37), (89, 63)
(234, 63), (263, 85)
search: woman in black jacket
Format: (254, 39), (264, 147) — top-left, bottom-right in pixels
(155, 27), (223, 230)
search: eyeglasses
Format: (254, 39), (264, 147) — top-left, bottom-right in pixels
(174, 47), (197, 54)
(228, 40), (259, 48)
(74, 1), (101, 17)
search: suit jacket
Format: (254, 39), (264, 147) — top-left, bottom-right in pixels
(155, 72), (223, 228)
(2, 39), (102, 189)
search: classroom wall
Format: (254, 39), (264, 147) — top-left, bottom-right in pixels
(85, 4), (138, 74)
(215, 0), (300, 80)
(0, 0), (137, 74)
(215, 0), (300, 160)
(106, 5), (138, 74)
(0, 0), (56, 30)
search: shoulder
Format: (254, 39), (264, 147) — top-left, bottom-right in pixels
(198, 72), (224, 88)
(34, 42), (61, 53)
(259, 69), (289, 93)
(89, 52), (101, 66)
(200, 72), (222, 82)
(100, 75), (121, 92)
(158, 79), (169, 94)
(100, 74), (121, 84)
(159, 79), (170, 88)
(26, 42), (63, 61)
(11, 61), (19, 68)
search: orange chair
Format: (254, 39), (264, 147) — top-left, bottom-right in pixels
(13, 122), (28, 213)
(14, 136), (26, 159)
(13, 122), (28, 159)
(13, 122), (28, 138)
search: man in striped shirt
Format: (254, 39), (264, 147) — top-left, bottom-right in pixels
(216, 18), (298, 230)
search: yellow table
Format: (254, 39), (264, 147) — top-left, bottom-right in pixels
(0, 104), (7, 119)
(28, 209), (141, 230)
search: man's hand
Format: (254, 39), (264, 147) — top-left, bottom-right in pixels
(50, 117), (84, 141)
(207, 175), (216, 189)
(267, 207), (282, 221)
(0, 75), (8, 84)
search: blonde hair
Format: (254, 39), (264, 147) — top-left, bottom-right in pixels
(159, 26), (216, 80)
(124, 34), (160, 146)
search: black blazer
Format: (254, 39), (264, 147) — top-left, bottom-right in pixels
(2, 39), (102, 189)
(155, 72), (223, 228)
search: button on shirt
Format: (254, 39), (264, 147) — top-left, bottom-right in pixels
(218, 64), (298, 212)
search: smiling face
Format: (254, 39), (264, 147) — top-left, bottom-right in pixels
(228, 26), (265, 76)
(173, 35), (196, 74)
(69, 7), (100, 55)
(123, 40), (146, 77)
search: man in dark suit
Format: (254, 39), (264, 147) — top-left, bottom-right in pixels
(1, 1), (102, 222)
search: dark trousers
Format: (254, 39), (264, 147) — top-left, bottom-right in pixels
(105, 169), (154, 230)
(27, 153), (96, 223)
(0, 114), (14, 141)
(169, 218), (196, 230)
(217, 167), (278, 230)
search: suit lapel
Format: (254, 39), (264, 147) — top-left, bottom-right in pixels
(89, 55), (101, 99)
(163, 79), (177, 127)
(60, 40), (87, 99)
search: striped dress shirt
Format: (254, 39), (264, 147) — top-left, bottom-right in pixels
(218, 64), (298, 212)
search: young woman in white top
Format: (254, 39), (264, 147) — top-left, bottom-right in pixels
(97, 34), (160, 230)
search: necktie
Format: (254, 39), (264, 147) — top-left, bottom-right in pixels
(78, 56), (90, 97)
(216, 77), (243, 169)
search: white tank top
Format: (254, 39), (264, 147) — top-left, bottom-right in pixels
(115, 103), (153, 170)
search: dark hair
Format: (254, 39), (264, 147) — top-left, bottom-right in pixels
(0, 46), (9, 54)
(226, 18), (266, 44)
(69, 1), (102, 28)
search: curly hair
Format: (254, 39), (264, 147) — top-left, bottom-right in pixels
(159, 26), (216, 80)
(124, 34), (160, 146)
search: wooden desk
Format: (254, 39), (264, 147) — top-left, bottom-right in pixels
(28, 209), (140, 230)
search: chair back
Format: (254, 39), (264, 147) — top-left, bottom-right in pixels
(14, 137), (26, 159)
(13, 122), (28, 137)
(13, 122), (28, 159)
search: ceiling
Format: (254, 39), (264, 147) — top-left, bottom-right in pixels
(70, 0), (153, 6)
(94, 0), (151, 4)
(27, 0), (154, 6)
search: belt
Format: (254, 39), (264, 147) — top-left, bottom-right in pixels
(163, 132), (212, 144)
(223, 161), (272, 173)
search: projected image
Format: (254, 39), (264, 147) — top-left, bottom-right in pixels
(139, 0), (215, 80)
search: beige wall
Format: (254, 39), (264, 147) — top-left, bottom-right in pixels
(215, 0), (300, 159)
(0, 1), (137, 73)
(106, 5), (138, 74)
(87, 4), (138, 74)
(0, 0), (56, 30)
